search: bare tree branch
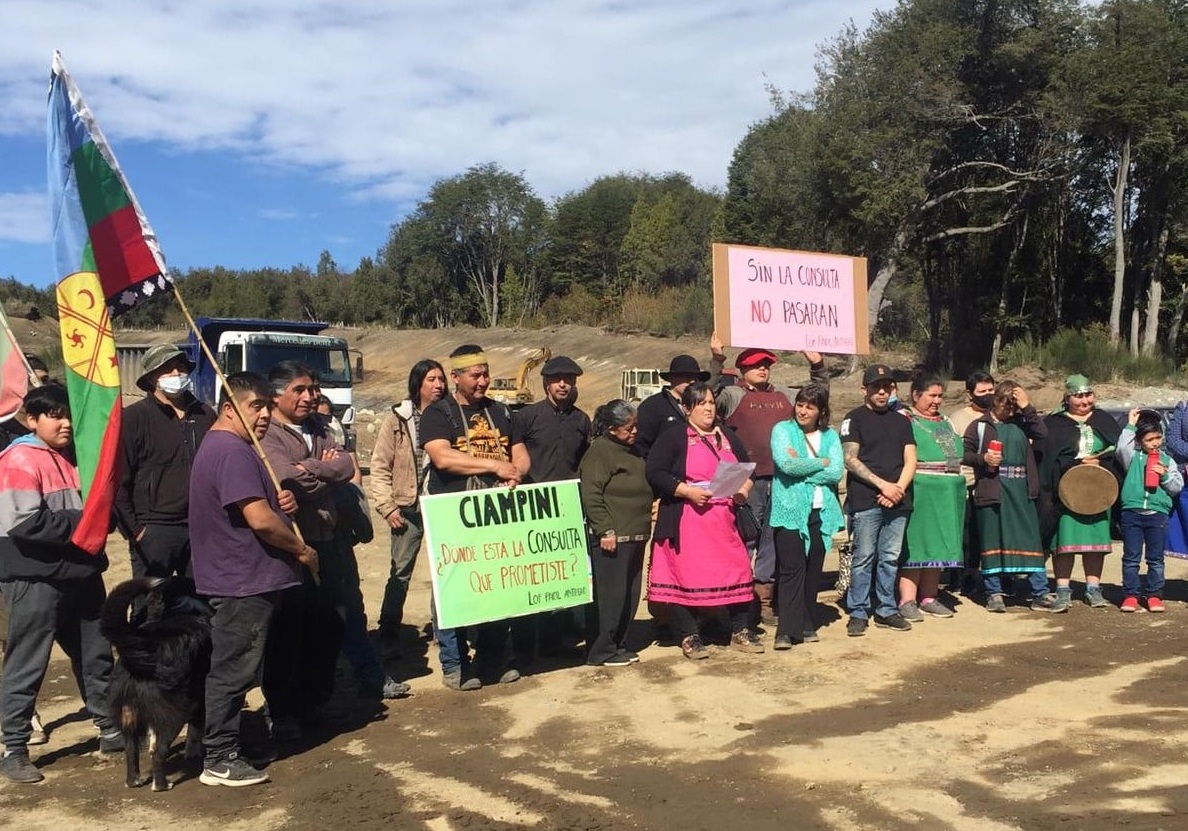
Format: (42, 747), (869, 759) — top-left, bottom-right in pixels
(922, 212), (1017, 242)
(921, 180), (1024, 212)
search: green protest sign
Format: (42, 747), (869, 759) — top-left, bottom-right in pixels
(423, 479), (592, 629)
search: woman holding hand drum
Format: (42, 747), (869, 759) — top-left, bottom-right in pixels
(1039, 375), (1122, 612)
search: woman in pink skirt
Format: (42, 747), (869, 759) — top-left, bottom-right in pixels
(645, 382), (760, 659)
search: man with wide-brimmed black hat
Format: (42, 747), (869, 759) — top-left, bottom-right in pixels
(635, 354), (710, 458)
(113, 343), (215, 582)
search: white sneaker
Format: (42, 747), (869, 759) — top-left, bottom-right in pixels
(199, 753), (269, 787)
(28, 712), (48, 746)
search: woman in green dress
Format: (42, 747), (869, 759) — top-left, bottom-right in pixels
(896, 376), (965, 620)
(1039, 375), (1121, 612)
(964, 381), (1053, 612)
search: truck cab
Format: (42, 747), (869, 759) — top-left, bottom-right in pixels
(191, 318), (356, 442)
(119, 317), (360, 449)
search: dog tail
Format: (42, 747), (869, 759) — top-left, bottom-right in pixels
(100, 576), (166, 646)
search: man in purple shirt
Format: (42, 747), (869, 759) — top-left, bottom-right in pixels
(189, 372), (315, 788)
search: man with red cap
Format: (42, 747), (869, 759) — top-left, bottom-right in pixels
(710, 338), (829, 625)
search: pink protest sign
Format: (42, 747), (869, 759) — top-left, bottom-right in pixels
(711, 243), (869, 355)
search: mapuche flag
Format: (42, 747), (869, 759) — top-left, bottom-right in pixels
(48, 51), (173, 554)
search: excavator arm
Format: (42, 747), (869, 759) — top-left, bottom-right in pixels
(515, 347), (551, 391)
(489, 346), (552, 407)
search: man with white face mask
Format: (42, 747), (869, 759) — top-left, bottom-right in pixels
(113, 343), (216, 586)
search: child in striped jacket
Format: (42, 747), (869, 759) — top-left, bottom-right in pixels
(0, 384), (120, 784)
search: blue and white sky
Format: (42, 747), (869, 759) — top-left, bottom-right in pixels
(0, 0), (885, 288)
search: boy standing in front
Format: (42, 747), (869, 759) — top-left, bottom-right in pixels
(1116, 409), (1183, 613)
(0, 384), (121, 784)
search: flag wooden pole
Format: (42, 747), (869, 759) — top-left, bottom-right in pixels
(168, 283), (319, 580)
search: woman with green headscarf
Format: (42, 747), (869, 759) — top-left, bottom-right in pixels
(1039, 374), (1121, 612)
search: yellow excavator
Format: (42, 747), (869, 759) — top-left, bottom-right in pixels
(487, 347), (551, 408)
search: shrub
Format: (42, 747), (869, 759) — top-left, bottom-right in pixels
(531, 285), (607, 327)
(614, 285), (714, 338)
(999, 326), (1180, 385)
(998, 334), (1039, 369)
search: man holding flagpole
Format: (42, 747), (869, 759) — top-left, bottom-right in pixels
(189, 372), (313, 787)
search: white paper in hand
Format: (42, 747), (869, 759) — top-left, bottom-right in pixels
(706, 461), (756, 498)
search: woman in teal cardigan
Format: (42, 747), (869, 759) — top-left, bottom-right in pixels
(770, 383), (844, 649)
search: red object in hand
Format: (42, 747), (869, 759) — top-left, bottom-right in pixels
(1145, 449), (1161, 489)
(987, 440), (1002, 453)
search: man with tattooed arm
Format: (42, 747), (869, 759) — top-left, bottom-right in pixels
(839, 365), (917, 637)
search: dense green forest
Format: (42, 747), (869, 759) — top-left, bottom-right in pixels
(5, 0), (1188, 375)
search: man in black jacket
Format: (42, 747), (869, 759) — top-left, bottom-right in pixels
(635, 355), (710, 458)
(113, 344), (215, 582)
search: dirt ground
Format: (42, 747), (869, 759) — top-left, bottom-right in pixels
(4, 324), (1188, 828)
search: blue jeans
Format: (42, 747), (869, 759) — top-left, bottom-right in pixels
(325, 536), (385, 687)
(432, 595), (511, 678)
(983, 570), (1049, 600)
(749, 477), (777, 583)
(846, 507), (909, 619)
(1120, 510), (1169, 598)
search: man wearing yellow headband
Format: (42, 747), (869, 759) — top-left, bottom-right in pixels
(420, 344), (530, 690)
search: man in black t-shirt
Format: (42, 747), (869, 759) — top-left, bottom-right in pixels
(839, 364), (917, 637)
(510, 356), (590, 663)
(420, 344), (530, 691)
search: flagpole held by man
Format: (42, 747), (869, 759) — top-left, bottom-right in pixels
(30, 52), (313, 788)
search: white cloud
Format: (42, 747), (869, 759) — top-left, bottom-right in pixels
(0, 0), (887, 204)
(258, 208), (301, 221)
(0, 191), (49, 244)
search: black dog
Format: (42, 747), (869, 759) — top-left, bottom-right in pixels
(100, 577), (212, 791)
